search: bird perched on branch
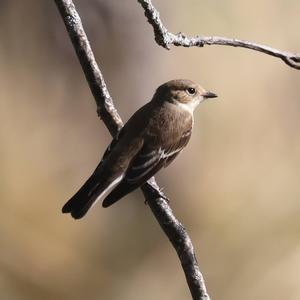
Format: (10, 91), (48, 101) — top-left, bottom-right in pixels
(62, 79), (217, 219)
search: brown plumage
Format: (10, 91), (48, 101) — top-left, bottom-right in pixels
(62, 79), (217, 219)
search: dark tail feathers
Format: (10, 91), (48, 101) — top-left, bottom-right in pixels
(62, 174), (101, 219)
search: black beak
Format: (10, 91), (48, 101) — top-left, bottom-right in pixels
(203, 91), (218, 99)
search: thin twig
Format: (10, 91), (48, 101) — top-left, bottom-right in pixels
(54, 0), (210, 299)
(138, 0), (300, 70)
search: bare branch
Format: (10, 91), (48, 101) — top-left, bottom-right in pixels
(138, 0), (300, 70)
(54, 0), (123, 136)
(142, 179), (210, 300)
(54, 0), (210, 299)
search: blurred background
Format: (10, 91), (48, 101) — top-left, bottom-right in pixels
(0, 0), (300, 299)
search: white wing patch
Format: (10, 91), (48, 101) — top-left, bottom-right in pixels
(131, 154), (159, 170)
(125, 129), (191, 185)
(126, 146), (183, 183)
(161, 147), (183, 159)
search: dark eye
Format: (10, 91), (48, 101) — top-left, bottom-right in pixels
(186, 87), (196, 95)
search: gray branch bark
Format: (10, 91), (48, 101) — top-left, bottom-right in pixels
(54, 0), (210, 299)
(138, 0), (300, 70)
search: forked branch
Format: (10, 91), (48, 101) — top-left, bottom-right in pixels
(138, 0), (300, 70)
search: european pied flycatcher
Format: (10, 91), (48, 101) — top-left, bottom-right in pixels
(63, 79), (217, 219)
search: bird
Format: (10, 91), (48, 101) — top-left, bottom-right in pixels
(62, 79), (217, 219)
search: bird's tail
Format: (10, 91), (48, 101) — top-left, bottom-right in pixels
(62, 171), (123, 219)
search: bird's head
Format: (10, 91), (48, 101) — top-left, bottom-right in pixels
(153, 79), (217, 112)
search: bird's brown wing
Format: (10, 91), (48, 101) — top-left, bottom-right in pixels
(101, 129), (124, 161)
(62, 128), (129, 219)
(102, 130), (192, 207)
